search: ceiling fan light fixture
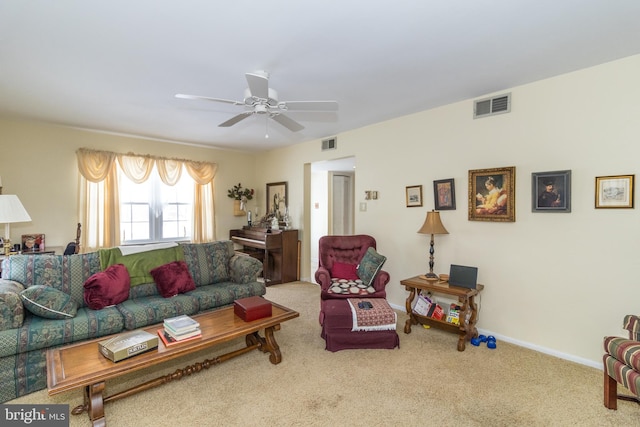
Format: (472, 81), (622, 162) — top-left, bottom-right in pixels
(178, 70), (338, 134)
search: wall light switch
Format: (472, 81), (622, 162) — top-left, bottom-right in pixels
(359, 202), (367, 212)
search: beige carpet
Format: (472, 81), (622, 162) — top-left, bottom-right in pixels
(8, 281), (639, 426)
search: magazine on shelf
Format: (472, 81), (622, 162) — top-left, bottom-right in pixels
(163, 315), (200, 334)
(412, 294), (432, 316)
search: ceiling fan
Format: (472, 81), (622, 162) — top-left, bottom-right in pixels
(176, 71), (338, 132)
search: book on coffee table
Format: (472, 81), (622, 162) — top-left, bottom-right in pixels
(157, 329), (202, 347)
(164, 326), (202, 341)
(164, 314), (200, 335)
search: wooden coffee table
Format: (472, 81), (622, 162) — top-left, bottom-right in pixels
(46, 300), (299, 427)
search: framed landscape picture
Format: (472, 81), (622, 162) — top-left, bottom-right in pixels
(532, 170), (571, 212)
(595, 174), (634, 208)
(405, 185), (423, 207)
(433, 178), (456, 210)
(468, 166), (516, 222)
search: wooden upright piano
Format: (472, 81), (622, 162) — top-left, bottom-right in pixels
(229, 227), (299, 285)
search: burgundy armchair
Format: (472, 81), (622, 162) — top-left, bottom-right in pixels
(315, 235), (389, 324)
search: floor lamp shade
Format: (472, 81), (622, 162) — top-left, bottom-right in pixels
(0, 195), (32, 252)
(417, 210), (448, 279)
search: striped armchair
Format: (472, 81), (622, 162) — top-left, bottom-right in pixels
(603, 315), (640, 409)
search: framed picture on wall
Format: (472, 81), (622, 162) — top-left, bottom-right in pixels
(433, 178), (456, 210)
(266, 181), (288, 219)
(405, 185), (423, 207)
(595, 174), (634, 208)
(532, 170), (571, 212)
(468, 166), (516, 222)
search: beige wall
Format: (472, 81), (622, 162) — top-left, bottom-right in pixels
(255, 54), (640, 367)
(2, 54), (639, 367)
(0, 119), (258, 247)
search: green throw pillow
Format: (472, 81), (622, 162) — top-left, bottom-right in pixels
(356, 247), (387, 286)
(20, 285), (78, 319)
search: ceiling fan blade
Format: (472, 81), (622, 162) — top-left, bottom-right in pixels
(245, 72), (269, 99)
(219, 112), (253, 127)
(271, 114), (304, 132)
(282, 101), (339, 111)
(175, 94), (242, 105)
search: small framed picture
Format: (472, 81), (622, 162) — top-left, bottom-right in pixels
(406, 185), (423, 207)
(22, 234), (45, 252)
(468, 166), (516, 222)
(433, 178), (456, 210)
(595, 174), (634, 208)
(532, 170), (571, 212)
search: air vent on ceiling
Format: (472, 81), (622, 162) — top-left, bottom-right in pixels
(474, 93), (511, 119)
(322, 137), (337, 151)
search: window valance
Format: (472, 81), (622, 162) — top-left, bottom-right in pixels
(76, 148), (218, 185)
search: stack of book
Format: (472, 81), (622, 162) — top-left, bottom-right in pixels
(412, 293), (445, 320)
(446, 303), (461, 325)
(158, 314), (201, 346)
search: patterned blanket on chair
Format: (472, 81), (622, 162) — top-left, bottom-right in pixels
(347, 298), (397, 332)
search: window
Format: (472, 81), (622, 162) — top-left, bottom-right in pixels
(119, 169), (193, 244)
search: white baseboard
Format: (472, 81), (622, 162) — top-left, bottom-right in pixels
(385, 301), (601, 370)
(476, 329), (602, 370)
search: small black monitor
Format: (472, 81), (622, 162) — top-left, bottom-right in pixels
(448, 264), (478, 289)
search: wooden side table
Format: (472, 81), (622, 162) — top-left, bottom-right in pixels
(401, 275), (484, 351)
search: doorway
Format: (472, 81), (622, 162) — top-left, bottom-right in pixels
(330, 171), (354, 235)
(307, 156), (356, 280)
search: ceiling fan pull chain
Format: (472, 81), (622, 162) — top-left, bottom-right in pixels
(265, 115), (269, 139)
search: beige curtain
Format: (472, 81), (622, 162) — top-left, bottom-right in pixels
(185, 161), (218, 243)
(76, 149), (120, 251)
(76, 148), (217, 249)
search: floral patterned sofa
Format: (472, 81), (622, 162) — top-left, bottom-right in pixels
(0, 240), (264, 403)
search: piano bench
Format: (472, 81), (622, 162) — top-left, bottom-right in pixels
(235, 249), (265, 262)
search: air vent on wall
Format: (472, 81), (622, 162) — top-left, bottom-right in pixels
(474, 93), (511, 119)
(322, 137), (337, 151)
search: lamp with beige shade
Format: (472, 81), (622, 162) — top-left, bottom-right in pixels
(417, 210), (448, 281)
(0, 194), (32, 255)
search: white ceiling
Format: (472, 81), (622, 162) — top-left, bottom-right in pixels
(1, 1), (640, 152)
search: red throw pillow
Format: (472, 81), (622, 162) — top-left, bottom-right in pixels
(150, 261), (196, 298)
(83, 264), (131, 310)
(331, 262), (359, 280)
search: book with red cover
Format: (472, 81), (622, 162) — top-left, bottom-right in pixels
(157, 329), (201, 347)
(234, 296), (272, 322)
(431, 304), (445, 320)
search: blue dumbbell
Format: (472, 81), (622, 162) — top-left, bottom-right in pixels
(486, 335), (497, 349)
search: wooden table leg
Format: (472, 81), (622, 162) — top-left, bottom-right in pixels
(245, 326), (283, 364)
(263, 325), (282, 364)
(404, 286), (417, 334)
(72, 382), (106, 427)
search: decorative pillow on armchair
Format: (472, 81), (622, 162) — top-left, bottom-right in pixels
(83, 264), (131, 310)
(356, 247), (387, 286)
(151, 261), (196, 298)
(20, 285), (78, 319)
(331, 262), (359, 280)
